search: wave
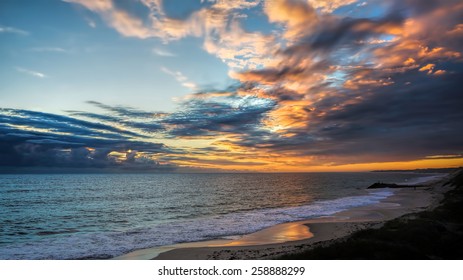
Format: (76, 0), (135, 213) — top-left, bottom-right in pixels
(398, 174), (446, 185)
(0, 189), (393, 259)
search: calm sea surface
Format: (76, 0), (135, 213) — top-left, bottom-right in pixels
(0, 172), (440, 259)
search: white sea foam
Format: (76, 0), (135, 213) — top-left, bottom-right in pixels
(398, 174), (446, 185)
(0, 189), (393, 259)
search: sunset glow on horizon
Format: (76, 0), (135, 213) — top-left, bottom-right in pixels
(1, 0), (462, 172)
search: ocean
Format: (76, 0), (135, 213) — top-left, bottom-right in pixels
(0, 172), (442, 259)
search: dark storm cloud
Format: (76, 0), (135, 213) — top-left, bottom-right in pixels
(67, 111), (164, 133)
(0, 108), (144, 139)
(86, 101), (165, 118)
(218, 0), (463, 165)
(164, 94), (277, 137)
(234, 61), (463, 163)
(286, 15), (403, 54)
(0, 109), (171, 170)
(80, 93), (277, 137)
(0, 92), (277, 170)
(240, 67), (307, 84)
(65, 111), (123, 123)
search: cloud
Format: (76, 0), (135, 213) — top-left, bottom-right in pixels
(161, 67), (197, 90)
(2, 57), (282, 170)
(0, 108), (145, 139)
(15, 67), (47, 78)
(230, 59), (463, 164)
(3, 0), (463, 171)
(0, 25), (29, 35)
(211, 0), (463, 166)
(85, 100), (166, 118)
(85, 17), (97, 28)
(63, 0), (461, 75)
(68, 101), (166, 133)
(152, 48), (176, 57)
(66, 110), (164, 133)
(0, 89), (278, 170)
(65, 0), (277, 70)
(308, 0), (358, 13)
(64, 0), (154, 38)
(29, 47), (70, 53)
(0, 108), (173, 170)
(264, 0), (318, 39)
(357, 1), (368, 7)
(165, 92), (276, 137)
(419, 63), (435, 74)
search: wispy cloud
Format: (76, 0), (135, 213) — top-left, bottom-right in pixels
(0, 25), (29, 36)
(357, 1), (368, 7)
(15, 67), (47, 78)
(29, 47), (70, 53)
(308, 0), (358, 13)
(161, 67), (197, 90)
(425, 155), (463, 159)
(152, 48), (176, 57)
(65, 0), (275, 70)
(64, 0), (153, 38)
(85, 17), (97, 28)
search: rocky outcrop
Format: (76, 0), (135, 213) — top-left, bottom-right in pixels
(367, 182), (424, 189)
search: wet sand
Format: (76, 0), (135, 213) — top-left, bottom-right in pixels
(114, 175), (450, 260)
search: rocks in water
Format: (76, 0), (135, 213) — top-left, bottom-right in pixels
(367, 182), (424, 189)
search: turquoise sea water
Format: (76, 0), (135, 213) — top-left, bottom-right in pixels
(0, 172), (440, 259)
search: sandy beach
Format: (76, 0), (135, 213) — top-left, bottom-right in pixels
(114, 174), (452, 260)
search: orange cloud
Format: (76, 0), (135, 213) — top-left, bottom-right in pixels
(308, 0), (357, 13)
(62, 0), (463, 172)
(65, 0), (154, 38)
(419, 63), (435, 74)
(264, 0), (318, 39)
(433, 69), (446, 75)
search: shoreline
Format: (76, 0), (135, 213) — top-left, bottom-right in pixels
(114, 174), (449, 260)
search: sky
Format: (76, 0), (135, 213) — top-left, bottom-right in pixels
(0, 0), (463, 172)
